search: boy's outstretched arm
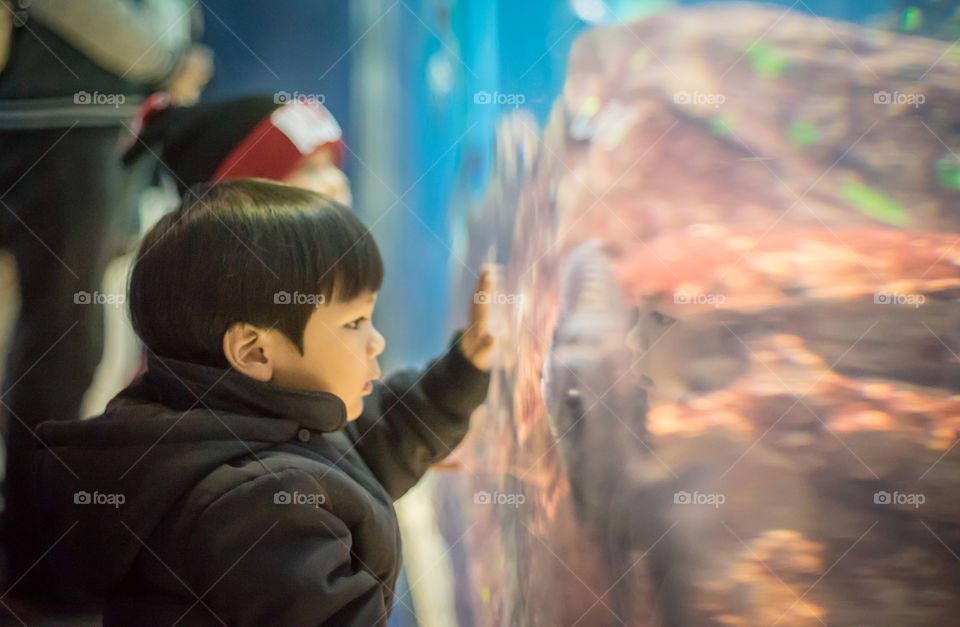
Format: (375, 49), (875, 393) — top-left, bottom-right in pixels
(346, 268), (496, 500)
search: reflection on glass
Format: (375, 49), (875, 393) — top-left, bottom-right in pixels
(442, 3), (960, 625)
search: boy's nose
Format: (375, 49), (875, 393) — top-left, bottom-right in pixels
(369, 327), (386, 358)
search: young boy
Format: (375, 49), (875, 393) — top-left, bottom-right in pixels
(27, 179), (494, 626)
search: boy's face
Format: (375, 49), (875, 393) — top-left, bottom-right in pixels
(282, 149), (353, 207)
(269, 290), (384, 421)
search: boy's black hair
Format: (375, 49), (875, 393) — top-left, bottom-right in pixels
(129, 178), (383, 369)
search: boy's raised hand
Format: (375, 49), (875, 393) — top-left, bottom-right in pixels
(460, 266), (498, 371)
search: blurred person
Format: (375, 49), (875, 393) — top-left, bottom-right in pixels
(123, 94), (353, 205)
(0, 0), (211, 586)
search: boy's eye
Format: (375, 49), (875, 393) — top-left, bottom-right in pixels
(345, 317), (368, 330)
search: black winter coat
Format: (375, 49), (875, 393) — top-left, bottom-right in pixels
(29, 330), (490, 626)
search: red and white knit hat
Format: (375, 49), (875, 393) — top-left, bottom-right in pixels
(124, 94), (345, 192)
(212, 99), (344, 182)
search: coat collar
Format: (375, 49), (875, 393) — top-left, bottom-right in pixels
(145, 353), (348, 432)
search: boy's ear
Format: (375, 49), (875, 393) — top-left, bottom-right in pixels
(222, 323), (274, 382)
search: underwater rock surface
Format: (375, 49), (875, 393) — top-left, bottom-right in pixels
(446, 5), (960, 625)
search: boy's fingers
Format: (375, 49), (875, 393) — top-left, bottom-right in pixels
(468, 311), (489, 340)
(462, 331), (495, 371)
(475, 265), (494, 296)
(469, 266), (497, 328)
(464, 266), (499, 369)
(478, 263), (500, 287)
(464, 265), (503, 370)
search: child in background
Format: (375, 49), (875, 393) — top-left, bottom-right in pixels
(123, 94), (353, 204)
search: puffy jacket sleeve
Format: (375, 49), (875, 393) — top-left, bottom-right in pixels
(182, 469), (389, 627)
(346, 329), (491, 500)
